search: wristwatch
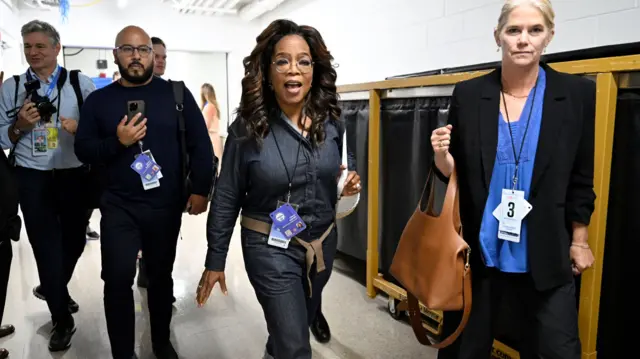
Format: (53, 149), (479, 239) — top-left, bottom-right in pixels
(10, 125), (23, 138)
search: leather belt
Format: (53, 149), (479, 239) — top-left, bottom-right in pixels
(240, 216), (334, 298)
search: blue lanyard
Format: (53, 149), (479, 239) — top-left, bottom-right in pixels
(26, 65), (61, 98)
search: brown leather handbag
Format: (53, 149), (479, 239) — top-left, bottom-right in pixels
(389, 167), (472, 349)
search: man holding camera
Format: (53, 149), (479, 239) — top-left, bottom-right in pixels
(74, 26), (213, 359)
(0, 20), (96, 352)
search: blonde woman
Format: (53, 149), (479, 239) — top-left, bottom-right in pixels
(201, 83), (223, 160)
(432, 1), (595, 358)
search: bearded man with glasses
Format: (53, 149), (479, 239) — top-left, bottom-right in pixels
(74, 26), (214, 359)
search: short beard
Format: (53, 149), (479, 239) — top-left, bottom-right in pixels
(118, 62), (154, 85)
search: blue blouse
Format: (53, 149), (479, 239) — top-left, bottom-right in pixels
(478, 66), (546, 273)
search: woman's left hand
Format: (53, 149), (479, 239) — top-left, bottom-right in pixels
(570, 224), (594, 275)
(341, 167), (361, 197)
(570, 244), (594, 275)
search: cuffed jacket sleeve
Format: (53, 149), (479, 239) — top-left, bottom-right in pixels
(565, 79), (597, 225)
(204, 125), (246, 271)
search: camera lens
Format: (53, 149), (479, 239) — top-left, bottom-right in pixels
(129, 102), (138, 111)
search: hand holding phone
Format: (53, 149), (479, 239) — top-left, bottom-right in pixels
(117, 113), (147, 147)
(126, 100), (146, 126)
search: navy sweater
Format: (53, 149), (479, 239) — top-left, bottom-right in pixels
(75, 77), (214, 207)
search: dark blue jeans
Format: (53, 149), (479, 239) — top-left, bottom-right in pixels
(16, 166), (89, 326)
(241, 226), (337, 359)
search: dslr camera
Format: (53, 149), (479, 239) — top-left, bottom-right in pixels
(24, 79), (57, 123)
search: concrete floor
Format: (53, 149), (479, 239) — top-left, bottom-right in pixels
(0, 210), (437, 359)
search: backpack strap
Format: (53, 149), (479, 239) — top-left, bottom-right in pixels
(169, 80), (189, 196)
(12, 75), (20, 109)
(69, 70), (83, 107)
(7, 75), (22, 167)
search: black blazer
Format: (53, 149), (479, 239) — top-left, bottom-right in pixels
(447, 63), (596, 291)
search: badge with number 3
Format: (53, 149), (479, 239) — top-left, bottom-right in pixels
(492, 189), (533, 243)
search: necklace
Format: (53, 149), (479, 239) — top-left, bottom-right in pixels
(502, 91), (529, 99)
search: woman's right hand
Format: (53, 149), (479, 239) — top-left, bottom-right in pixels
(431, 124), (453, 156)
(196, 269), (228, 307)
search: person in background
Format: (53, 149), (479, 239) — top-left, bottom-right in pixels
(0, 20), (96, 352)
(0, 72), (19, 359)
(74, 26), (213, 359)
(432, 1), (595, 358)
(152, 37), (166, 77)
(195, 19), (361, 359)
(136, 36), (176, 307)
(200, 83), (223, 162)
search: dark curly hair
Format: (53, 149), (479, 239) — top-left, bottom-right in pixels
(239, 19), (341, 146)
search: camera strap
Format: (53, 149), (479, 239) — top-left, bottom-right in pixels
(26, 65), (62, 99)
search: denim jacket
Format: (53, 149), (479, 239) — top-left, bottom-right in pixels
(204, 112), (344, 271)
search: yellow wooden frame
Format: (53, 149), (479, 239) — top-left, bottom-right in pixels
(338, 54), (638, 358)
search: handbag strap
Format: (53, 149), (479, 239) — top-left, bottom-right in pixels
(406, 266), (472, 348)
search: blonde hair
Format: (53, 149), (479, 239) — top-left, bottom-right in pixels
(201, 83), (220, 118)
(497, 0), (555, 32)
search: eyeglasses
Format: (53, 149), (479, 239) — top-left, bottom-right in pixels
(272, 58), (313, 74)
(116, 45), (153, 57)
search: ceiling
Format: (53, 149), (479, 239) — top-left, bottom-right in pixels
(162, 0), (252, 15)
(18, 0), (288, 20)
(162, 0), (288, 20)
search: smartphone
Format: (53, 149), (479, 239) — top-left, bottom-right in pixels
(126, 100), (145, 125)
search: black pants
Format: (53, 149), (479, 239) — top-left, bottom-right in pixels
(437, 269), (580, 359)
(0, 240), (12, 325)
(100, 194), (182, 359)
(16, 166), (89, 326)
(241, 226), (337, 359)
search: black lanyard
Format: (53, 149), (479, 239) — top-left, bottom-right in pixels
(501, 77), (538, 190)
(271, 124), (303, 203)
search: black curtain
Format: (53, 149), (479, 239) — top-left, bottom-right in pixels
(378, 97), (451, 278)
(596, 90), (640, 358)
(336, 100), (370, 261)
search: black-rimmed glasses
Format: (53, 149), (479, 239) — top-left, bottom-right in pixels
(272, 58), (313, 74)
(116, 45), (153, 57)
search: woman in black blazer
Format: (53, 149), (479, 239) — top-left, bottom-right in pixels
(432, 1), (596, 358)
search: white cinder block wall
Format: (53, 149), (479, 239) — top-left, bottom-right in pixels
(259, 0), (640, 85)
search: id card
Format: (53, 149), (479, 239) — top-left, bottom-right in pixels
(143, 150), (163, 180)
(131, 153), (152, 175)
(131, 153), (162, 182)
(132, 152), (161, 190)
(47, 127), (58, 150)
(32, 128), (48, 156)
(267, 225), (291, 249)
(492, 189), (533, 243)
(270, 202), (307, 240)
(142, 173), (160, 190)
